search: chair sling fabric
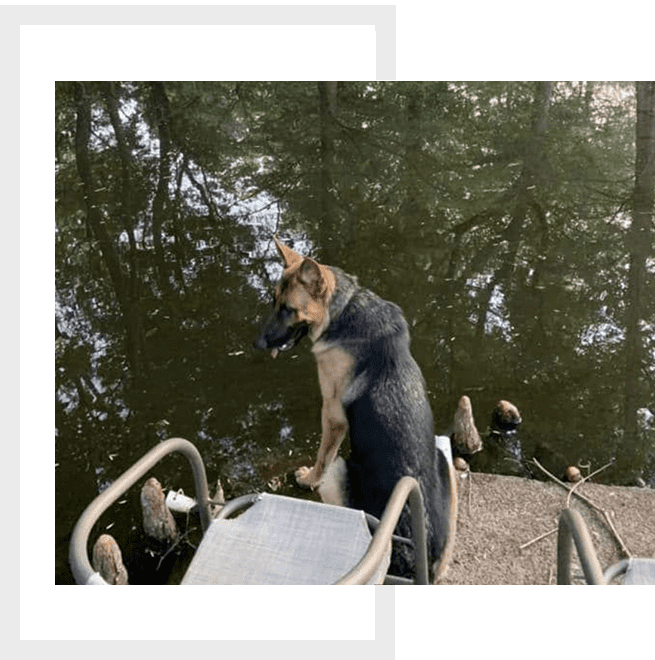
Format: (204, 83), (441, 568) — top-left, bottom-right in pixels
(624, 558), (655, 585)
(181, 493), (390, 585)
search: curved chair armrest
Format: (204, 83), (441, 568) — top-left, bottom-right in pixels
(557, 508), (606, 585)
(214, 493), (262, 520)
(604, 558), (655, 585)
(603, 558), (630, 584)
(334, 476), (429, 585)
(69, 437), (211, 585)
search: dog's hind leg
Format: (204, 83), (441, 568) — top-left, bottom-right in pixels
(317, 457), (348, 506)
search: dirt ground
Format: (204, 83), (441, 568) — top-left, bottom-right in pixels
(440, 471), (655, 585)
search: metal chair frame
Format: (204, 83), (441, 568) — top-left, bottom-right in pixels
(69, 437), (430, 585)
(557, 508), (606, 584)
(557, 508), (654, 585)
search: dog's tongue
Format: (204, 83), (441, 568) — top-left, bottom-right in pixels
(271, 348), (279, 359)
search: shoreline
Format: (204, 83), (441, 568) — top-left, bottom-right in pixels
(441, 471), (655, 584)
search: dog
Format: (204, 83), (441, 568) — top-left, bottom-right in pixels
(254, 237), (457, 582)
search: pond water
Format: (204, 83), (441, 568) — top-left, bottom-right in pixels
(55, 227), (654, 585)
(55, 81), (655, 585)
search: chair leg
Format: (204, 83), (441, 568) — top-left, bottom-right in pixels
(557, 509), (606, 585)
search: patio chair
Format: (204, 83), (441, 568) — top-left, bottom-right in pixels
(69, 437), (434, 585)
(556, 508), (655, 585)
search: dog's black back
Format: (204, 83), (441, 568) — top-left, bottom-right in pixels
(319, 268), (453, 577)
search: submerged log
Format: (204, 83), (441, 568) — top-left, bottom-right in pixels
(141, 476), (177, 542)
(92, 534), (129, 585)
(491, 400), (522, 432)
(451, 395), (482, 457)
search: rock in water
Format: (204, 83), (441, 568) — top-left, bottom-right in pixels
(141, 476), (177, 542)
(92, 534), (129, 585)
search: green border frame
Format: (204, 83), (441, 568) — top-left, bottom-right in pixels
(25, 24), (375, 640)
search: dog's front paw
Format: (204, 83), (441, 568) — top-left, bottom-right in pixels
(295, 466), (320, 489)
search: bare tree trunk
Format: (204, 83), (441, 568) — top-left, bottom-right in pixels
(584, 81), (595, 107)
(150, 81), (174, 295)
(101, 82), (141, 300)
(171, 156), (189, 292)
(398, 85), (424, 225)
(75, 83), (125, 302)
(623, 81), (655, 475)
(475, 82), (552, 341)
(317, 82), (338, 255)
(74, 82), (145, 378)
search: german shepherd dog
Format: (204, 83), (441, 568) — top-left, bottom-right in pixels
(254, 237), (457, 582)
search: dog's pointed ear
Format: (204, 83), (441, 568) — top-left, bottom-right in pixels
(298, 258), (326, 296)
(274, 236), (303, 268)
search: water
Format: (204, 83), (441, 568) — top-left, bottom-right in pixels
(55, 224), (654, 585)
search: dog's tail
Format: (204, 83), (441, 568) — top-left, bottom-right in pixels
(431, 448), (458, 583)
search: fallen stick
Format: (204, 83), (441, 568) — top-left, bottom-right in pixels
(531, 458), (632, 558)
(519, 527), (557, 550)
(156, 527), (198, 571)
(565, 461), (613, 508)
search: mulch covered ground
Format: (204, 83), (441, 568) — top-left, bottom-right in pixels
(440, 471), (655, 585)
